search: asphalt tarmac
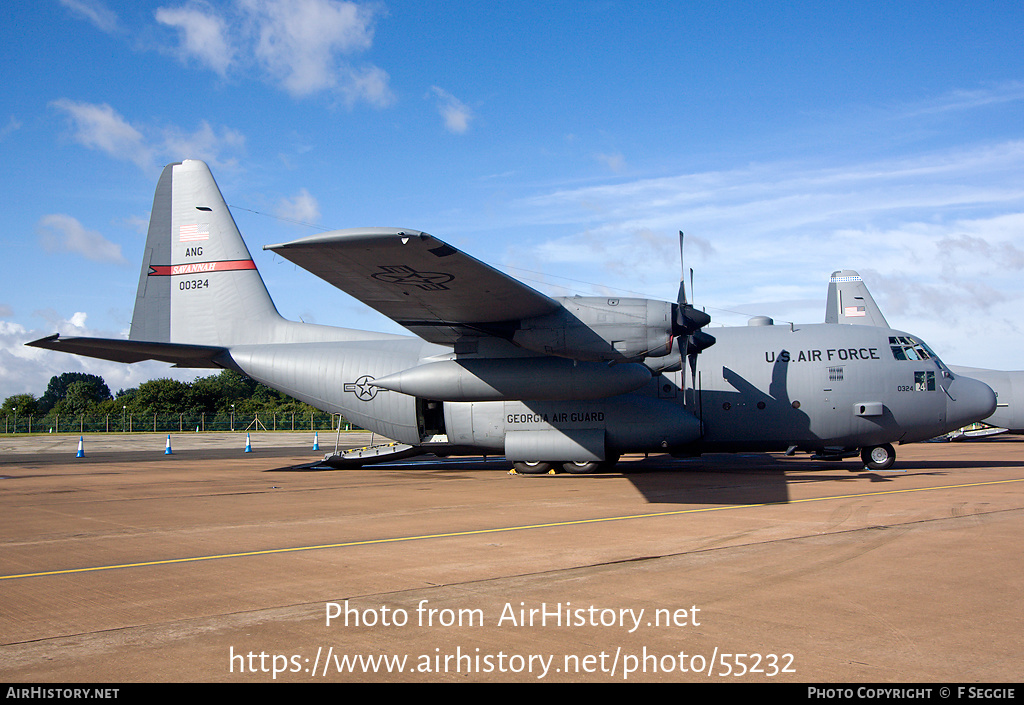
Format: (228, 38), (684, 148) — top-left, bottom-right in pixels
(1, 431), (1022, 683)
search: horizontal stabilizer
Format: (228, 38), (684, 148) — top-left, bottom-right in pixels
(27, 334), (226, 368)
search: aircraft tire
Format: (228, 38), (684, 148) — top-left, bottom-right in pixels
(562, 461), (601, 474)
(861, 443), (896, 470)
(513, 461), (553, 474)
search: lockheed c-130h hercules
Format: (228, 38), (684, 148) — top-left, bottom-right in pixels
(29, 160), (997, 473)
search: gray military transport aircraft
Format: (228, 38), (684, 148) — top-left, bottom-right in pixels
(29, 160), (996, 472)
(826, 270), (1023, 435)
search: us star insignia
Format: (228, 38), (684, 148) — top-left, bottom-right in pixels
(344, 375), (384, 401)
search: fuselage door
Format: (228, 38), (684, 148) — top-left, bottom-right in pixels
(417, 398), (448, 443)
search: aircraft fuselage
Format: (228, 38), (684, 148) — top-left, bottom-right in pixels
(226, 321), (992, 460)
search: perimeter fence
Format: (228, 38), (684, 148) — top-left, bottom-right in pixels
(2, 411), (357, 435)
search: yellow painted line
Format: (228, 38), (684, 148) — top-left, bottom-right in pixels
(3, 477), (1022, 581)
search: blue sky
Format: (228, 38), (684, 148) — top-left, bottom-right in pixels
(3, 1), (1024, 401)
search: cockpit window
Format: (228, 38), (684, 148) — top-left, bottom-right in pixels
(889, 336), (932, 361)
(915, 371), (937, 391)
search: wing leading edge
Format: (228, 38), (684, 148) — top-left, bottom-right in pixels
(265, 229), (561, 345)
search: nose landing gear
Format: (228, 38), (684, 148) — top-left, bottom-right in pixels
(861, 443), (896, 470)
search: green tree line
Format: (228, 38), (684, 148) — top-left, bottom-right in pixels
(2, 370), (346, 432)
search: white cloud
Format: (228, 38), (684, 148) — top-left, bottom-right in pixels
(155, 3), (235, 76)
(894, 81), (1024, 119)
(338, 63), (394, 109)
(153, 0), (395, 106)
(431, 87), (473, 134)
(36, 214), (127, 265)
(65, 1), (394, 107)
(51, 100), (245, 173)
(276, 188), (320, 225)
(51, 100), (154, 171)
(521, 142), (1024, 245)
(936, 231), (1024, 271)
(60, 0), (119, 34)
(160, 120), (247, 170)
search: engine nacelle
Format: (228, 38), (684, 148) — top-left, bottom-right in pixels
(512, 297), (674, 362)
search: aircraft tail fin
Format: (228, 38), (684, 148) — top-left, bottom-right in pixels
(28, 160), (404, 367)
(129, 160), (284, 346)
(825, 270), (890, 327)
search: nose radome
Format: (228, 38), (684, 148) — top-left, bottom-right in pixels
(947, 375), (998, 428)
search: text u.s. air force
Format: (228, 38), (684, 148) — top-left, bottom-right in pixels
(765, 348), (881, 363)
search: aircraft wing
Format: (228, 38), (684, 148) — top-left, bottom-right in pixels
(265, 229), (561, 345)
(26, 334), (226, 368)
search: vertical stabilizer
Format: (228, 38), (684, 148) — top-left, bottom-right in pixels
(129, 160), (283, 346)
(825, 270), (890, 327)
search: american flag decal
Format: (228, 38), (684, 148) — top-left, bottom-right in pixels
(179, 223), (210, 242)
(845, 305), (867, 317)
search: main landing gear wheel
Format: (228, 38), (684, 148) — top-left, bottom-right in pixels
(861, 443), (896, 470)
(562, 461), (601, 474)
(513, 461), (553, 474)
(561, 454), (621, 474)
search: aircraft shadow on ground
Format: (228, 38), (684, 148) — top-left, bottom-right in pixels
(617, 454), (796, 505)
(265, 449), (1015, 505)
(266, 452), (798, 506)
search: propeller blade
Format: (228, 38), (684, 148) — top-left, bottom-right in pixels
(686, 330), (716, 356)
(681, 307), (711, 334)
(671, 230), (715, 392)
(677, 231), (688, 307)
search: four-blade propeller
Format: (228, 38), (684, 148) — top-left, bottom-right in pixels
(672, 231), (716, 386)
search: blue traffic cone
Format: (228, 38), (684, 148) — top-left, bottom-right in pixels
(245, 433), (252, 453)
(76, 436), (84, 458)
(313, 431), (319, 451)
(165, 435), (173, 455)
